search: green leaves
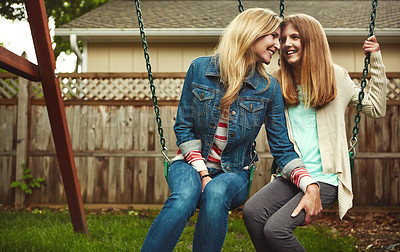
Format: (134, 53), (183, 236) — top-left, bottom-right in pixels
(9, 164), (45, 195)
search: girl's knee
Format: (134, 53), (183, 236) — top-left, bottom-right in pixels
(203, 184), (226, 201)
(242, 201), (255, 222)
(200, 187), (229, 214)
(263, 220), (287, 241)
(242, 197), (263, 222)
(168, 188), (200, 213)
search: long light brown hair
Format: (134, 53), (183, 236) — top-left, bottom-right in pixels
(215, 8), (281, 108)
(279, 14), (336, 108)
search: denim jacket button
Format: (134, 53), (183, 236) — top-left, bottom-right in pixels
(226, 166), (230, 171)
(231, 111), (236, 116)
(230, 132), (235, 137)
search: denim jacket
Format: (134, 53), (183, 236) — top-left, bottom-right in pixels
(174, 56), (304, 176)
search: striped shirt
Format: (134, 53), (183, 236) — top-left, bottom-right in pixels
(175, 111), (229, 172)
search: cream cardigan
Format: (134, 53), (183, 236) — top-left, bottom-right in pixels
(284, 51), (387, 219)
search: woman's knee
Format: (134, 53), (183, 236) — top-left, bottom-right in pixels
(263, 219), (287, 242)
(242, 195), (264, 223)
(199, 184), (230, 215)
(242, 200), (256, 223)
(171, 186), (200, 207)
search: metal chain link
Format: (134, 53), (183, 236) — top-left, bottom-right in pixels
(277, 0), (285, 67)
(134, 0), (168, 158)
(279, 0), (285, 18)
(238, 0), (244, 13)
(349, 0), (378, 156)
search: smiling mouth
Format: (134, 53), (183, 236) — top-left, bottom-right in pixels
(268, 50), (275, 55)
(287, 50), (297, 55)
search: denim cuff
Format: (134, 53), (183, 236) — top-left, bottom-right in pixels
(280, 158), (305, 180)
(178, 139), (202, 156)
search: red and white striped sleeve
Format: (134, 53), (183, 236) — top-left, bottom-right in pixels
(290, 167), (319, 193)
(176, 149), (207, 172)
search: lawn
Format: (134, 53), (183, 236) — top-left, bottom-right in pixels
(0, 208), (357, 251)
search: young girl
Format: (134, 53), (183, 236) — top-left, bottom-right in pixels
(243, 14), (387, 252)
(141, 8), (310, 252)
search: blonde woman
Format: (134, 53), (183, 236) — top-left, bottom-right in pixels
(243, 14), (387, 252)
(141, 8), (310, 252)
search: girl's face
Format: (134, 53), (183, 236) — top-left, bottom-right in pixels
(253, 27), (281, 65)
(280, 23), (302, 67)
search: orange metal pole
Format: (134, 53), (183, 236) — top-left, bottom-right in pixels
(24, 0), (88, 234)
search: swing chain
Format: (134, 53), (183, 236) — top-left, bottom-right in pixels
(238, 0), (244, 13)
(369, 0), (378, 37)
(249, 142), (257, 166)
(279, 0), (285, 18)
(134, 0), (169, 160)
(350, 0), (378, 157)
(238, 0), (284, 17)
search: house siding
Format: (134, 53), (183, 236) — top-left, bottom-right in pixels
(86, 41), (400, 73)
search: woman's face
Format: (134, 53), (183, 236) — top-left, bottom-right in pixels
(253, 26), (281, 65)
(280, 23), (302, 67)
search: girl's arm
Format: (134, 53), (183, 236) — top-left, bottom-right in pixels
(348, 36), (387, 118)
(264, 80), (316, 192)
(265, 81), (322, 223)
(174, 61), (207, 174)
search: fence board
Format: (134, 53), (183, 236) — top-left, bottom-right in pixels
(393, 160), (400, 205)
(0, 106), (16, 204)
(95, 156), (109, 203)
(133, 108), (149, 203)
(15, 77), (28, 207)
(0, 157), (13, 204)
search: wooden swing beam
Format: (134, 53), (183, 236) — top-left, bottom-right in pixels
(0, 0), (88, 235)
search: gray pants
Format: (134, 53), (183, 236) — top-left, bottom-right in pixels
(243, 177), (338, 252)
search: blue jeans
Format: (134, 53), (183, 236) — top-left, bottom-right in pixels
(141, 159), (250, 252)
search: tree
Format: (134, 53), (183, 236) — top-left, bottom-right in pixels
(0, 0), (110, 71)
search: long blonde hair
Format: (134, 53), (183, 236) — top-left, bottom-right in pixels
(215, 8), (281, 108)
(279, 14), (336, 108)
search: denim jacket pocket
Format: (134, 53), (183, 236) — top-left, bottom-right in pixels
(238, 98), (265, 129)
(192, 84), (215, 110)
(192, 84), (216, 135)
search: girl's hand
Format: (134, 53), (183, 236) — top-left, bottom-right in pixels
(291, 183), (322, 226)
(199, 171), (212, 193)
(363, 35), (380, 56)
(201, 176), (212, 192)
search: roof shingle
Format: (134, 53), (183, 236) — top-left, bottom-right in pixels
(60, 0), (400, 30)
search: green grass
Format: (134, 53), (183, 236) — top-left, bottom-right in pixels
(0, 208), (356, 251)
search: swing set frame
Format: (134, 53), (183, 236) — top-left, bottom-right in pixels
(0, 0), (88, 235)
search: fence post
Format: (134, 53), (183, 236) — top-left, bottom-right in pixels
(15, 52), (29, 208)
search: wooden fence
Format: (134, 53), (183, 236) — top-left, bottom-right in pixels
(0, 72), (399, 208)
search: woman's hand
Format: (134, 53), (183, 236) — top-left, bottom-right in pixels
(201, 176), (212, 192)
(199, 171), (212, 192)
(291, 183), (322, 226)
(363, 35), (380, 56)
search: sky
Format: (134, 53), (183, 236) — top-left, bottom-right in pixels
(0, 16), (76, 73)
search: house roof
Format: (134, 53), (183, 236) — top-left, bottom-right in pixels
(55, 0), (400, 43)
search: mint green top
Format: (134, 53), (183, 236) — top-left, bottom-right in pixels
(287, 91), (338, 186)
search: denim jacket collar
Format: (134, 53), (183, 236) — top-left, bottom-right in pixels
(205, 56), (260, 90)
